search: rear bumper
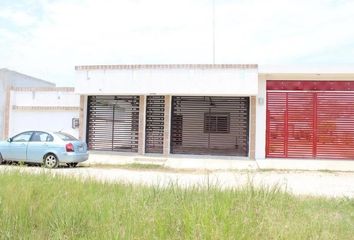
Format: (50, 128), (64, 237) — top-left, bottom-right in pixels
(58, 152), (89, 163)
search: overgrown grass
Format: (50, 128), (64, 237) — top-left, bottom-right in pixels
(0, 171), (353, 239)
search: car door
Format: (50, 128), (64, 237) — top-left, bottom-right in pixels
(5, 131), (33, 161)
(26, 131), (53, 163)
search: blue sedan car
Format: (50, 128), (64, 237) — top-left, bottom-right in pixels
(0, 131), (89, 168)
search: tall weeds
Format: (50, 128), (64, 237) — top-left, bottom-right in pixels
(0, 171), (353, 239)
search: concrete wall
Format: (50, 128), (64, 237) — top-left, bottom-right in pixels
(75, 65), (258, 96)
(0, 69), (54, 88)
(12, 89), (77, 107)
(8, 88), (80, 138)
(9, 111), (79, 137)
(79, 95), (87, 141)
(0, 69), (56, 139)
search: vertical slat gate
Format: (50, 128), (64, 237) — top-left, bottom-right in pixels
(267, 80), (354, 160)
(145, 96), (165, 153)
(266, 92), (323, 159)
(266, 92), (286, 158)
(171, 96), (249, 156)
(316, 92), (354, 159)
(87, 96), (140, 152)
(287, 92), (314, 158)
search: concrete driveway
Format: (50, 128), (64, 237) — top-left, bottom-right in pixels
(1, 165), (353, 198)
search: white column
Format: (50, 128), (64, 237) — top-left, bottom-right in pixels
(138, 95), (146, 155)
(163, 95), (171, 156)
(255, 76), (267, 159)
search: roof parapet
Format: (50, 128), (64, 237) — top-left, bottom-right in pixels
(75, 64), (258, 71)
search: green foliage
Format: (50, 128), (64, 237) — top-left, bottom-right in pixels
(0, 171), (353, 239)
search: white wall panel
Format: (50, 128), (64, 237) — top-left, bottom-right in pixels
(8, 89), (80, 139)
(255, 77), (267, 160)
(12, 91), (79, 107)
(75, 68), (258, 96)
(9, 111), (79, 138)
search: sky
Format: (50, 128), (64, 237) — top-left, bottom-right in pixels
(1, 0), (354, 86)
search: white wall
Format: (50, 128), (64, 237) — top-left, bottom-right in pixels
(0, 79), (6, 138)
(9, 111), (79, 138)
(12, 91), (78, 107)
(75, 66), (258, 96)
(8, 89), (80, 138)
(0, 69), (55, 139)
(255, 77), (267, 160)
(0, 69), (55, 88)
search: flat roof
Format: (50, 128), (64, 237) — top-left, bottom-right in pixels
(74, 64), (354, 74)
(75, 64), (258, 71)
(259, 64), (354, 74)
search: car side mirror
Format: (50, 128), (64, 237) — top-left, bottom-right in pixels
(7, 138), (12, 142)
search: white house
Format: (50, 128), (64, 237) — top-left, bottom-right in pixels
(74, 64), (354, 170)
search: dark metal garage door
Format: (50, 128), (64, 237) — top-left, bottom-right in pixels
(266, 81), (354, 159)
(87, 96), (140, 152)
(145, 96), (165, 153)
(171, 96), (249, 156)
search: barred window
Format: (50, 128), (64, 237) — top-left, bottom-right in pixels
(204, 113), (230, 133)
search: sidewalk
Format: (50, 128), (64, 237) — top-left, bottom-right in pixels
(1, 164), (353, 198)
(85, 151), (354, 172)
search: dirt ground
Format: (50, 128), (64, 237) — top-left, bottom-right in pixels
(1, 164), (353, 198)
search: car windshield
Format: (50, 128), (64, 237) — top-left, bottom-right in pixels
(54, 132), (78, 141)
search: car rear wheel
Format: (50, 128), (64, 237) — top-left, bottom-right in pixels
(66, 162), (78, 168)
(44, 154), (59, 168)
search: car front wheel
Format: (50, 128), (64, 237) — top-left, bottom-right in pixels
(44, 154), (59, 168)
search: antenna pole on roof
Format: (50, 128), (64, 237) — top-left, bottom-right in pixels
(212, 0), (216, 64)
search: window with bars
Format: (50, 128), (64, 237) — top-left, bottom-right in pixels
(204, 113), (230, 133)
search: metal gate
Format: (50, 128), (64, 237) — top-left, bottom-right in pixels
(145, 96), (165, 153)
(87, 96), (140, 152)
(171, 96), (249, 156)
(266, 81), (354, 159)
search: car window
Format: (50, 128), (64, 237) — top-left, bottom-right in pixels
(54, 132), (78, 141)
(30, 132), (54, 142)
(12, 132), (33, 142)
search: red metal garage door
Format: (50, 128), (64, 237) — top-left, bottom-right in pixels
(266, 81), (354, 159)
